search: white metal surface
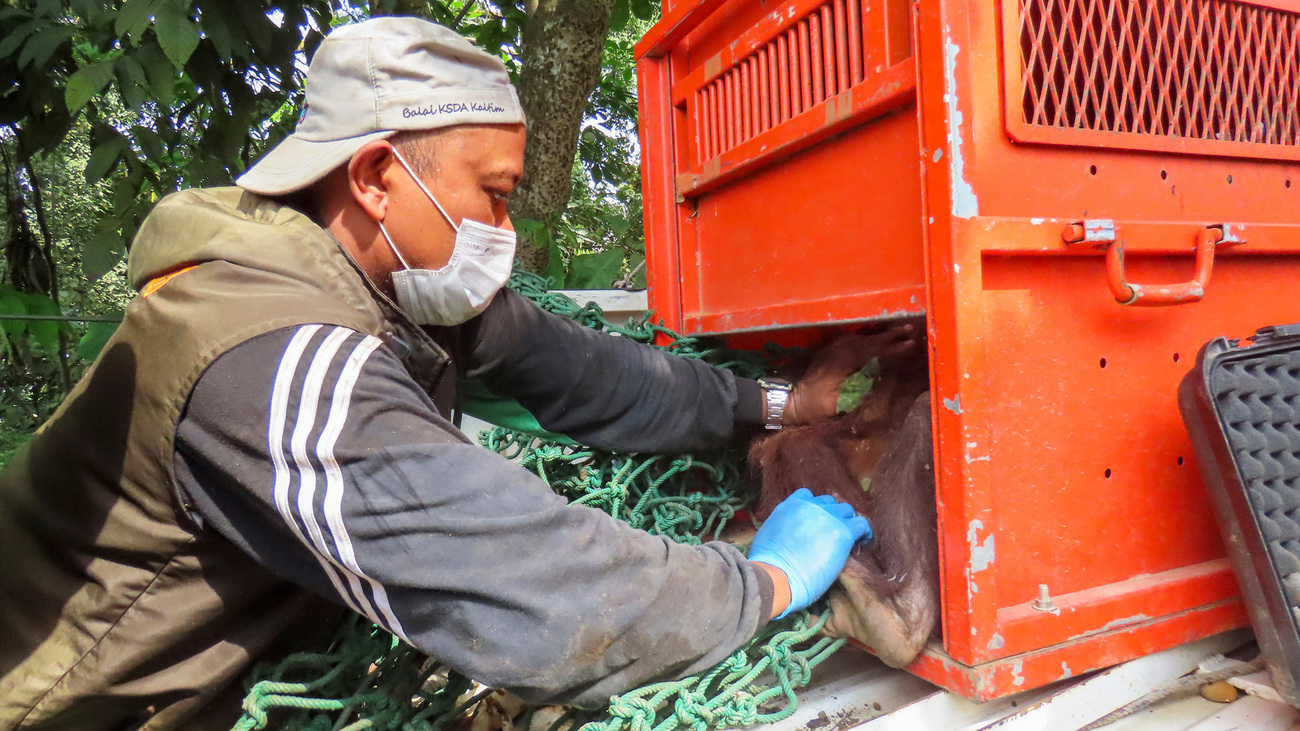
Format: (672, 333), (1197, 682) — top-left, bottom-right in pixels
(552, 289), (648, 315)
(983, 630), (1251, 731)
(1228, 670), (1287, 704)
(760, 630), (1300, 731)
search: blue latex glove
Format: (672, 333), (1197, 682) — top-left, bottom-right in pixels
(748, 488), (873, 618)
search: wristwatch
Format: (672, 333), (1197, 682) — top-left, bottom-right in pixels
(757, 377), (793, 431)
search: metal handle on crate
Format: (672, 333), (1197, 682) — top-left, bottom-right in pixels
(1061, 221), (1245, 307)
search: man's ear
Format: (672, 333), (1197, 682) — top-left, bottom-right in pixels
(347, 141), (397, 223)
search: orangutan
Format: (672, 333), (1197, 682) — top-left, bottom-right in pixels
(750, 331), (938, 668)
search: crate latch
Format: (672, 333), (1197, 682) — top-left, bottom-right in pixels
(1061, 220), (1245, 306)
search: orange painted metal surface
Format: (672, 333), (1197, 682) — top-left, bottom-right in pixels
(638, 0), (1300, 701)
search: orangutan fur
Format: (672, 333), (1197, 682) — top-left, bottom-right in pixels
(750, 349), (938, 668)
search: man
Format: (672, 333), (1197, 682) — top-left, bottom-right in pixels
(0, 17), (906, 731)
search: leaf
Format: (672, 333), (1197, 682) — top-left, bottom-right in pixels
(115, 0), (158, 40)
(609, 0), (631, 33)
(17, 25), (72, 68)
(512, 218), (545, 236)
(77, 320), (120, 362)
(114, 54), (150, 110)
(235, 2), (273, 55)
(65, 61), (116, 114)
(16, 293), (60, 357)
(0, 20), (40, 60)
(513, 217), (556, 252)
(83, 227), (125, 282)
(836, 358), (881, 414)
(630, 0), (655, 21)
(136, 43), (177, 105)
(565, 251), (625, 290)
(542, 248), (566, 288)
(628, 252), (647, 289)
(199, 5), (238, 61)
(0, 285), (28, 339)
(601, 212), (631, 236)
(131, 125), (165, 162)
(153, 2), (200, 68)
(84, 138), (126, 183)
(34, 0), (62, 19)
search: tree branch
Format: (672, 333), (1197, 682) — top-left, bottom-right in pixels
(452, 0), (477, 28)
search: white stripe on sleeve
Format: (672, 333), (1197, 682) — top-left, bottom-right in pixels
(267, 325), (366, 617)
(266, 325), (408, 639)
(315, 334), (409, 640)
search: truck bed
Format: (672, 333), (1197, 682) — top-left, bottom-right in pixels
(767, 632), (1298, 731)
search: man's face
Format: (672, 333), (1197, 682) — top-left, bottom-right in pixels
(380, 123), (525, 272)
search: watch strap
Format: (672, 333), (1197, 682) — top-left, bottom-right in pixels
(758, 377), (793, 431)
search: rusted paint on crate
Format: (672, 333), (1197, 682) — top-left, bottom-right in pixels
(942, 31), (977, 219)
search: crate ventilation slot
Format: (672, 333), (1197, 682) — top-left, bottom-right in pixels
(1017, 0), (1300, 149)
(695, 0), (870, 162)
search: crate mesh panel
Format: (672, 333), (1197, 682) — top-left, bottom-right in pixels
(694, 0), (868, 162)
(1212, 351), (1300, 626)
(1018, 0), (1300, 148)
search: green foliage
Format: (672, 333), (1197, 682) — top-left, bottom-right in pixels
(77, 318), (120, 360)
(0, 421), (31, 471)
(0, 282), (81, 429)
(836, 358), (881, 413)
(565, 249), (624, 289)
(1, 0), (336, 273)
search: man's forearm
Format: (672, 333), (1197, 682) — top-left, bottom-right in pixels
(463, 290), (766, 452)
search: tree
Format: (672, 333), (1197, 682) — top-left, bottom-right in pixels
(507, 0), (615, 274)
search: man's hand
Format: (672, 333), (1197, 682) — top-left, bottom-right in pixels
(784, 323), (919, 426)
(747, 488), (872, 619)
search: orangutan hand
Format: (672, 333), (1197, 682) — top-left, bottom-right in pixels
(784, 323), (919, 426)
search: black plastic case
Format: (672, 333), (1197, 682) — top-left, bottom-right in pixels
(1180, 323), (1300, 707)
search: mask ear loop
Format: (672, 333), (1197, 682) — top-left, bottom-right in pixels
(377, 146), (459, 271)
(389, 147), (459, 232)
(377, 220), (413, 270)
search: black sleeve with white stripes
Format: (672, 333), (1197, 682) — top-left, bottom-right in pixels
(173, 325), (773, 707)
(457, 289), (764, 453)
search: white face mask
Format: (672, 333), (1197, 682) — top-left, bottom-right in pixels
(377, 149), (516, 326)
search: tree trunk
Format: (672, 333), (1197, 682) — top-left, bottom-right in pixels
(508, 0), (615, 274)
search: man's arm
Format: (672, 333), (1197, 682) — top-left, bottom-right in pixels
(456, 289), (765, 453)
(173, 324), (774, 707)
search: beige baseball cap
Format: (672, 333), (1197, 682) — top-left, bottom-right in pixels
(236, 16), (525, 196)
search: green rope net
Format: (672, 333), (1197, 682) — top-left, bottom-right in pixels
(233, 272), (843, 731)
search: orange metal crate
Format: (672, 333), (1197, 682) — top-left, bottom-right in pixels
(636, 0), (1300, 700)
